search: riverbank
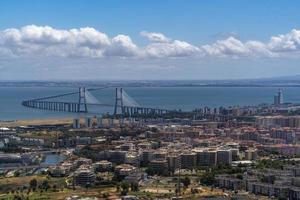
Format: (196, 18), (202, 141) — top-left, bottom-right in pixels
(0, 118), (73, 127)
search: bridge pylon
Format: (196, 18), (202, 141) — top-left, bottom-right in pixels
(114, 88), (124, 116)
(78, 87), (88, 113)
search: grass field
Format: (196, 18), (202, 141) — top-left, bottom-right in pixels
(0, 187), (117, 200)
(0, 175), (272, 200)
(0, 175), (65, 192)
(0, 118), (72, 127)
(0, 175), (120, 200)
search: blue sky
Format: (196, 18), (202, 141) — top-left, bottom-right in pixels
(1, 0), (300, 80)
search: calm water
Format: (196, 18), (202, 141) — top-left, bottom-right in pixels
(1, 86), (300, 120)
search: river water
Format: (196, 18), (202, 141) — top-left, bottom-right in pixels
(1, 86), (300, 120)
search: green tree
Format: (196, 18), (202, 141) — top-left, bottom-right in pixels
(181, 177), (191, 188)
(120, 182), (129, 195)
(29, 179), (38, 190)
(200, 172), (215, 186)
(102, 193), (109, 198)
(145, 167), (155, 176)
(52, 184), (57, 191)
(41, 180), (50, 191)
(14, 171), (20, 177)
(130, 182), (139, 192)
(116, 184), (120, 192)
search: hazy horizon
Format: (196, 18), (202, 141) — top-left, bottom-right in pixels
(1, 74), (300, 82)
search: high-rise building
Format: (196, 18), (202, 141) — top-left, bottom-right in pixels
(108, 150), (127, 164)
(141, 150), (154, 165)
(109, 118), (114, 128)
(274, 88), (283, 105)
(149, 159), (168, 174)
(97, 117), (103, 128)
(230, 149), (240, 161)
(167, 154), (180, 172)
(85, 117), (92, 128)
(217, 149), (232, 165)
(180, 152), (197, 169)
(278, 89), (283, 104)
(73, 118), (80, 129)
(245, 149), (258, 160)
(73, 168), (95, 186)
(194, 149), (217, 167)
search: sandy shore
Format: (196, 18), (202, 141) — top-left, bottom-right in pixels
(0, 118), (73, 127)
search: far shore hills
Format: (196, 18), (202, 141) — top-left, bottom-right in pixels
(2, 76), (300, 88)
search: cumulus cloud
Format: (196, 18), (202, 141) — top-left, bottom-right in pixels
(0, 25), (125, 58)
(104, 34), (138, 57)
(140, 31), (171, 43)
(140, 31), (201, 57)
(202, 37), (249, 57)
(144, 40), (201, 57)
(1, 25), (300, 59)
(268, 29), (300, 52)
(201, 37), (274, 57)
(201, 29), (300, 58)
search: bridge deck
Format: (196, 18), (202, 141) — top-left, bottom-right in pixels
(22, 87), (175, 116)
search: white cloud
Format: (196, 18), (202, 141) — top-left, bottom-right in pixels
(245, 40), (274, 57)
(268, 29), (300, 53)
(140, 31), (171, 43)
(0, 25), (119, 58)
(104, 34), (138, 57)
(144, 40), (201, 57)
(1, 25), (300, 59)
(140, 31), (201, 57)
(202, 37), (249, 57)
(201, 37), (274, 58)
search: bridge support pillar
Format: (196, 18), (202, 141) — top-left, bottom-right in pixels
(78, 87), (88, 113)
(114, 88), (124, 116)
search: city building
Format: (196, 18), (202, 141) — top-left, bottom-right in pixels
(217, 149), (232, 165)
(274, 89), (283, 106)
(180, 152), (197, 169)
(73, 118), (80, 129)
(124, 171), (147, 184)
(194, 149), (217, 167)
(115, 164), (136, 177)
(73, 168), (96, 186)
(245, 149), (258, 160)
(215, 174), (244, 190)
(167, 154), (181, 172)
(149, 159), (168, 174)
(85, 117), (92, 128)
(93, 160), (113, 172)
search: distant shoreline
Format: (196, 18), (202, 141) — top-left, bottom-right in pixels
(1, 78), (300, 88)
(1, 83), (300, 88)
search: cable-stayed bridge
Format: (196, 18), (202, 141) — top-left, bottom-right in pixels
(21, 87), (172, 117)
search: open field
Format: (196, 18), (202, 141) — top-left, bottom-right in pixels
(0, 175), (117, 200)
(0, 187), (117, 200)
(0, 175), (66, 191)
(0, 175), (273, 200)
(0, 118), (73, 127)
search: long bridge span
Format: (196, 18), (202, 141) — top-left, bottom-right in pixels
(22, 87), (174, 117)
